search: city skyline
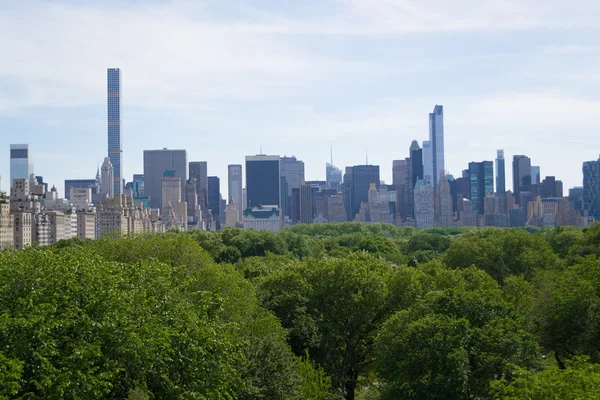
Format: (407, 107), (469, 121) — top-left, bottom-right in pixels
(2, 1), (600, 198)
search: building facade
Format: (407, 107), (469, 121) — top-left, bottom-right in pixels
(246, 155), (280, 209)
(428, 105), (445, 188)
(10, 144), (33, 190)
(143, 149), (188, 210)
(228, 164), (243, 221)
(107, 68), (123, 194)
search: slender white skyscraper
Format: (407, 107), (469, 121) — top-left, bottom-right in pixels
(107, 68), (123, 195)
(228, 164), (243, 221)
(10, 144), (34, 189)
(428, 105), (445, 188)
(101, 157), (114, 198)
(422, 140), (433, 185)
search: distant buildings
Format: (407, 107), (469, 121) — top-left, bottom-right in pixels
(101, 157), (115, 199)
(246, 155), (280, 209)
(143, 149), (187, 210)
(350, 165), (380, 221)
(280, 156), (305, 218)
(429, 105), (445, 189)
(228, 164), (243, 222)
(495, 150), (505, 194)
(468, 161), (493, 215)
(10, 144), (33, 189)
(107, 68), (123, 195)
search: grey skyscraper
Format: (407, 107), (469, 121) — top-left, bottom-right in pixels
(280, 156), (305, 217)
(495, 150), (505, 194)
(469, 161), (494, 215)
(189, 161), (208, 210)
(513, 155), (532, 205)
(326, 163), (342, 191)
(246, 155), (280, 209)
(143, 149), (188, 209)
(107, 68), (123, 194)
(10, 144), (33, 189)
(428, 105), (445, 188)
(422, 140), (433, 184)
(101, 157), (115, 198)
(228, 164), (243, 220)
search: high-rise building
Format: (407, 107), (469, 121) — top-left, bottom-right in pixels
(437, 175), (453, 227)
(208, 176), (222, 230)
(414, 179), (434, 228)
(280, 156), (305, 217)
(101, 157), (114, 199)
(246, 155), (280, 209)
(326, 163), (343, 191)
(469, 161), (494, 215)
(350, 165), (380, 221)
(513, 155), (532, 205)
(531, 166), (541, 185)
(393, 160), (407, 220)
(10, 144), (33, 189)
(300, 182), (313, 224)
(143, 149), (187, 210)
(161, 170), (182, 210)
(429, 105), (445, 188)
(495, 150), (505, 194)
(189, 161), (208, 213)
(107, 68), (123, 195)
(64, 179), (97, 200)
(422, 140), (433, 185)
(342, 167), (353, 222)
(583, 158), (600, 220)
(0, 192), (13, 249)
(403, 141), (423, 220)
(228, 164), (243, 221)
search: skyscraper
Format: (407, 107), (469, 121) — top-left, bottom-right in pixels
(143, 149), (188, 210)
(422, 140), (433, 184)
(101, 157), (114, 199)
(469, 161), (494, 215)
(392, 160), (407, 219)
(583, 158), (600, 220)
(246, 155), (280, 209)
(300, 182), (313, 224)
(404, 141), (423, 220)
(161, 170), (181, 209)
(429, 105), (445, 188)
(350, 165), (380, 221)
(326, 163), (342, 191)
(531, 166), (541, 185)
(280, 156), (305, 217)
(513, 155), (532, 205)
(208, 176), (222, 229)
(107, 68), (123, 195)
(10, 144), (33, 189)
(414, 179), (434, 228)
(189, 161), (208, 212)
(495, 150), (505, 194)
(228, 164), (243, 221)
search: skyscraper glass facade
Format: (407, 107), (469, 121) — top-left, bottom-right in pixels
(10, 144), (33, 189)
(107, 68), (123, 195)
(246, 155), (280, 208)
(469, 161), (494, 215)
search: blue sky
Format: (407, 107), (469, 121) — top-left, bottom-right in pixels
(1, 0), (600, 199)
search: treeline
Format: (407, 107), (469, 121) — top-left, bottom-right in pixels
(1, 223), (600, 399)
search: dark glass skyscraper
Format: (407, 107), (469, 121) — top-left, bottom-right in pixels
(208, 176), (222, 229)
(246, 155), (280, 208)
(513, 155), (532, 205)
(350, 165), (380, 220)
(583, 158), (600, 220)
(469, 161), (494, 215)
(495, 150), (505, 194)
(107, 68), (123, 195)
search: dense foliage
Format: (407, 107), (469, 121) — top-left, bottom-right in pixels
(2, 223), (600, 399)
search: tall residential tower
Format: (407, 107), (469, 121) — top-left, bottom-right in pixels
(428, 105), (445, 188)
(107, 68), (123, 195)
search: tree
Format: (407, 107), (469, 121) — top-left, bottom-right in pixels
(442, 229), (559, 282)
(491, 358), (600, 399)
(376, 282), (541, 399)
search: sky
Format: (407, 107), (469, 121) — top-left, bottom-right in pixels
(1, 0), (600, 201)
